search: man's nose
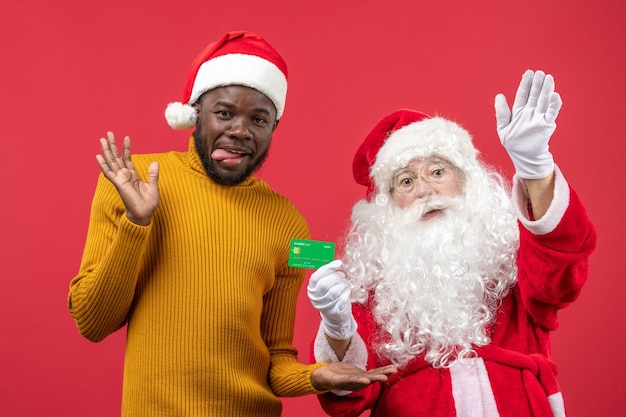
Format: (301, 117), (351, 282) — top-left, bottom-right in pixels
(228, 118), (252, 140)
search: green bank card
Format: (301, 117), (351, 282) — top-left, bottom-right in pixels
(288, 239), (336, 269)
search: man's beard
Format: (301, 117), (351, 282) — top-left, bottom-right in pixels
(344, 185), (519, 368)
(194, 129), (269, 186)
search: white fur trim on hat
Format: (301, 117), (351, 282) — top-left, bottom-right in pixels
(192, 53), (286, 115)
(371, 117), (478, 194)
(164, 53), (288, 130)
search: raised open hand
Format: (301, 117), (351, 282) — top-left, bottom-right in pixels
(96, 132), (159, 226)
(494, 70), (562, 179)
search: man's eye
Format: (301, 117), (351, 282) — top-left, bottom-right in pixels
(253, 116), (267, 124)
(216, 110), (231, 117)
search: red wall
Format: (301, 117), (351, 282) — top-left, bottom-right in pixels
(1, 1), (623, 416)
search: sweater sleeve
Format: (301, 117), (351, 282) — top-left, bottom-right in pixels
(266, 260), (325, 396)
(67, 174), (152, 342)
(263, 203), (327, 397)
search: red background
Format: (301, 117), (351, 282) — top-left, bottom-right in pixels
(1, 1), (624, 416)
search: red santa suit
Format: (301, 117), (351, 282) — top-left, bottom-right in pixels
(312, 171), (596, 417)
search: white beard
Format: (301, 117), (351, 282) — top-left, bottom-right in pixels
(344, 181), (519, 368)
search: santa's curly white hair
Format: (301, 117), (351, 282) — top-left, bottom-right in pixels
(345, 116), (519, 368)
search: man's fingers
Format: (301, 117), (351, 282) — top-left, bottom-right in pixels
(106, 132), (123, 161)
(121, 136), (136, 171)
(344, 365), (398, 384)
(99, 133), (136, 173)
(95, 154), (112, 176)
(365, 365), (397, 378)
(99, 134), (121, 169)
(146, 162), (159, 187)
(99, 137), (119, 171)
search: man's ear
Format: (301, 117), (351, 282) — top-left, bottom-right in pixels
(191, 102), (201, 126)
(273, 119), (280, 131)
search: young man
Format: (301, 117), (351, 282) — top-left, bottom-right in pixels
(308, 70), (596, 416)
(68, 31), (393, 417)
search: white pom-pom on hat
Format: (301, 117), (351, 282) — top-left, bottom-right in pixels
(164, 102), (198, 130)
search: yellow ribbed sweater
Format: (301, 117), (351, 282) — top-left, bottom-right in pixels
(68, 139), (324, 416)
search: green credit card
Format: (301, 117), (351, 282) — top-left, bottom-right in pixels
(288, 238), (336, 269)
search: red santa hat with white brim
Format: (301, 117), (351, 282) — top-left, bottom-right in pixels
(165, 31), (288, 130)
(353, 109), (479, 200)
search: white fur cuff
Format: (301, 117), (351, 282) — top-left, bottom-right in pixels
(513, 164), (569, 235)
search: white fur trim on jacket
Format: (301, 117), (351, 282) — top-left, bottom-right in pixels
(450, 358), (500, 417)
(512, 164), (569, 235)
(548, 392), (566, 417)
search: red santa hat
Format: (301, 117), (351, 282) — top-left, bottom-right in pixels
(164, 31), (288, 130)
(353, 109), (479, 200)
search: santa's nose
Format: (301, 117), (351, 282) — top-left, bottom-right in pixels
(413, 178), (436, 199)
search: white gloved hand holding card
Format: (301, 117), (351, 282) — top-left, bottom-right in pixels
(307, 260), (357, 341)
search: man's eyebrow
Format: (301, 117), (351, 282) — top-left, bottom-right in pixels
(214, 101), (272, 115)
(251, 107), (272, 115)
(214, 101), (235, 108)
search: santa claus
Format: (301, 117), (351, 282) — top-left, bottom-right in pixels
(307, 70), (596, 417)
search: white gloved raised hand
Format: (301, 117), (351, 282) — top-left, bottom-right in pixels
(307, 260), (357, 341)
(495, 69), (563, 179)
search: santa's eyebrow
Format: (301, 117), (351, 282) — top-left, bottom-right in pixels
(423, 156), (452, 164)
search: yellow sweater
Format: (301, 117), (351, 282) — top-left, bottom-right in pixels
(68, 139), (324, 416)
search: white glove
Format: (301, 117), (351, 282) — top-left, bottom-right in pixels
(307, 260), (357, 340)
(495, 69), (562, 179)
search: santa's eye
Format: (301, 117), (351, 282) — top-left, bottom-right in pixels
(393, 173), (415, 193)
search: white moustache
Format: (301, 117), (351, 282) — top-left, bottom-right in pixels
(395, 195), (461, 223)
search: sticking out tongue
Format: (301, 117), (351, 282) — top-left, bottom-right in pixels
(211, 148), (245, 163)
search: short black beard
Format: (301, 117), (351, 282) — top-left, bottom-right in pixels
(193, 128), (270, 186)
